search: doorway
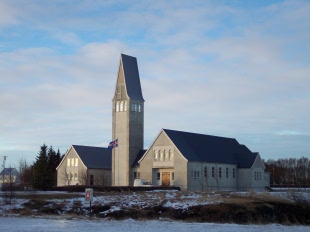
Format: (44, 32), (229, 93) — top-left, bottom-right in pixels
(162, 172), (170, 186)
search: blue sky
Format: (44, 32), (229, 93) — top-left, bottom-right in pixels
(1, 0), (309, 168)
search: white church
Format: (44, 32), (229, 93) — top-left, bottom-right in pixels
(56, 54), (270, 191)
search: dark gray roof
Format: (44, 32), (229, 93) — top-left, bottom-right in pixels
(0, 168), (19, 175)
(121, 54), (144, 101)
(163, 129), (257, 168)
(72, 145), (112, 169)
(132, 149), (147, 168)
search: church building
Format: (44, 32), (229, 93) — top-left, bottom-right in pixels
(57, 54), (270, 191)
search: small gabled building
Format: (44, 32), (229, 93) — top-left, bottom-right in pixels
(0, 168), (20, 184)
(56, 145), (112, 186)
(134, 129), (269, 191)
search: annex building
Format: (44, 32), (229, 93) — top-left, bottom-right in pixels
(57, 54), (270, 191)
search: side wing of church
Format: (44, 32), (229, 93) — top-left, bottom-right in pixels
(134, 129), (269, 191)
(57, 54), (270, 191)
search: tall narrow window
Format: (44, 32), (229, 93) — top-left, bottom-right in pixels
(67, 158), (70, 167)
(204, 167), (207, 178)
(233, 168), (236, 178)
(157, 172), (160, 180)
(120, 101), (124, 111)
(74, 172), (78, 181)
(75, 158), (78, 167)
(71, 158), (74, 167)
(154, 150), (158, 161)
(212, 167), (215, 177)
(135, 104), (137, 111)
(172, 172), (174, 180)
(169, 150), (174, 161)
(219, 167), (222, 178)
(131, 103), (134, 111)
(138, 104), (141, 112)
(226, 167), (229, 178)
(163, 150), (167, 161)
(124, 101), (127, 111)
(116, 102), (120, 112)
(159, 150), (163, 161)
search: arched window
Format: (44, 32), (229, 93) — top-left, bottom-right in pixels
(169, 149), (173, 161)
(163, 150), (167, 161)
(116, 102), (120, 112)
(154, 150), (158, 161)
(159, 150), (163, 161)
(120, 101), (124, 111)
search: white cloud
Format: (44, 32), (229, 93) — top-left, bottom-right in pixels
(1, 0), (310, 166)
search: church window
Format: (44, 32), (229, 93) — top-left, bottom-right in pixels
(169, 150), (173, 161)
(226, 168), (229, 178)
(233, 168), (236, 178)
(154, 150), (158, 161)
(71, 158), (74, 167)
(124, 101), (127, 111)
(116, 102), (120, 112)
(204, 167), (207, 178)
(212, 167), (215, 177)
(134, 172), (140, 179)
(157, 172), (160, 180)
(159, 150), (163, 161)
(67, 158), (70, 167)
(219, 167), (222, 178)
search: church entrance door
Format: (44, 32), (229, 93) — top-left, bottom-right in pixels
(162, 172), (170, 186)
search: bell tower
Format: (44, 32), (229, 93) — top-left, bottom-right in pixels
(112, 54), (144, 186)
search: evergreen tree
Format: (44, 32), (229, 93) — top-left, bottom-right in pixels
(47, 146), (61, 186)
(33, 144), (52, 190)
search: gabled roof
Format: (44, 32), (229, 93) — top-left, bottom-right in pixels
(121, 54), (144, 101)
(0, 168), (19, 175)
(163, 129), (257, 168)
(72, 145), (112, 169)
(132, 149), (147, 168)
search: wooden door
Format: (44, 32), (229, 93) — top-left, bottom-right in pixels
(162, 172), (170, 186)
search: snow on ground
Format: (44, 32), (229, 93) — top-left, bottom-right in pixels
(0, 217), (308, 232)
(0, 190), (309, 215)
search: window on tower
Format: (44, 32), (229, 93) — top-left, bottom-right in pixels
(120, 101), (124, 111)
(116, 102), (120, 112)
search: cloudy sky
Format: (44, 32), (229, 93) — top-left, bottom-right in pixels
(1, 0), (309, 167)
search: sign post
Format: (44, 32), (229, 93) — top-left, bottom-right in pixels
(85, 188), (93, 216)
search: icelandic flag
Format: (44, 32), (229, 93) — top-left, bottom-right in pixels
(108, 139), (118, 149)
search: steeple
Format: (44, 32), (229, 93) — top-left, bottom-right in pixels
(112, 54), (144, 186)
